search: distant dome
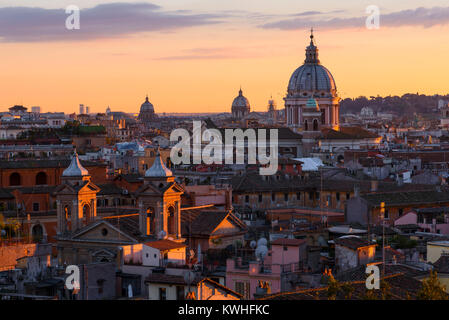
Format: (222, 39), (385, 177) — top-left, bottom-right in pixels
(62, 151), (89, 177)
(232, 89), (250, 109)
(231, 88), (250, 118)
(145, 149), (172, 178)
(287, 31), (336, 95)
(139, 95), (156, 122)
(140, 96), (154, 113)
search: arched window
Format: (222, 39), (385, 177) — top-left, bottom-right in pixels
(35, 172), (47, 185)
(83, 204), (91, 226)
(63, 206), (71, 231)
(32, 224), (44, 242)
(146, 207), (155, 235)
(9, 172), (21, 186)
(167, 206), (175, 235)
(313, 119), (318, 131)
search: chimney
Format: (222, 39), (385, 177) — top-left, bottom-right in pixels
(370, 180), (378, 192)
(354, 184), (360, 198)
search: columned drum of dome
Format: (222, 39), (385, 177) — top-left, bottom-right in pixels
(284, 30), (340, 132)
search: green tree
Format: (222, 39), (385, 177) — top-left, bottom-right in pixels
(417, 270), (448, 300)
(341, 282), (354, 300)
(380, 280), (392, 300)
(326, 274), (340, 300)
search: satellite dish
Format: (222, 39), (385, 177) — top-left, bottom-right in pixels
(250, 240), (257, 249)
(157, 230), (167, 240)
(255, 245), (268, 261)
(257, 238), (267, 247)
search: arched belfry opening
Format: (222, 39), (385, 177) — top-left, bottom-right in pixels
(167, 206), (175, 235)
(146, 207), (156, 235)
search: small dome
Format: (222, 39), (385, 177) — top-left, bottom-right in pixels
(62, 151), (89, 177)
(232, 89), (250, 109)
(145, 149), (172, 178)
(306, 97), (319, 110)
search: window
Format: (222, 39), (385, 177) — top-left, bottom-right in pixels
(167, 206), (175, 235)
(9, 172), (21, 186)
(346, 193), (350, 200)
(297, 192), (301, 200)
(258, 194), (263, 203)
(398, 208), (403, 217)
(97, 279), (105, 295)
(159, 288), (167, 300)
(284, 193), (289, 202)
(35, 172), (47, 185)
(245, 195), (249, 203)
(235, 281), (250, 299)
(33, 203), (40, 212)
(309, 192), (313, 200)
(313, 119), (318, 131)
(271, 193), (276, 202)
(32, 224), (44, 242)
(384, 209), (389, 220)
(176, 286), (184, 300)
(336, 193), (340, 201)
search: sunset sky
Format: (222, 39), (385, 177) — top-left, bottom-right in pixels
(1, 0), (449, 114)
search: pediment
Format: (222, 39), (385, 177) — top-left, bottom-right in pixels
(72, 220), (137, 243)
(211, 214), (246, 236)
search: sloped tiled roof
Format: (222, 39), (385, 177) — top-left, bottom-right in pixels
(181, 208), (247, 237)
(144, 239), (186, 251)
(433, 255), (449, 273)
(260, 273), (425, 300)
(271, 238), (306, 246)
(334, 237), (374, 250)
(321, 127), (380, 140)
(361, 191), (449, 207)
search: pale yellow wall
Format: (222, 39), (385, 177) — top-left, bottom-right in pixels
(427, 244), (449, 263)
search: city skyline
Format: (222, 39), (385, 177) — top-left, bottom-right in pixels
(1, 1), (449, 114)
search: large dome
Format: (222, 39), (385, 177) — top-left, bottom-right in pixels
(287, 31), (336, 95)
(288, 64), (336, 93)
(232, 89), (250, 109)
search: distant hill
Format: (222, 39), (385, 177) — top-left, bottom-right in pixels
(340, 93), (449, 116)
